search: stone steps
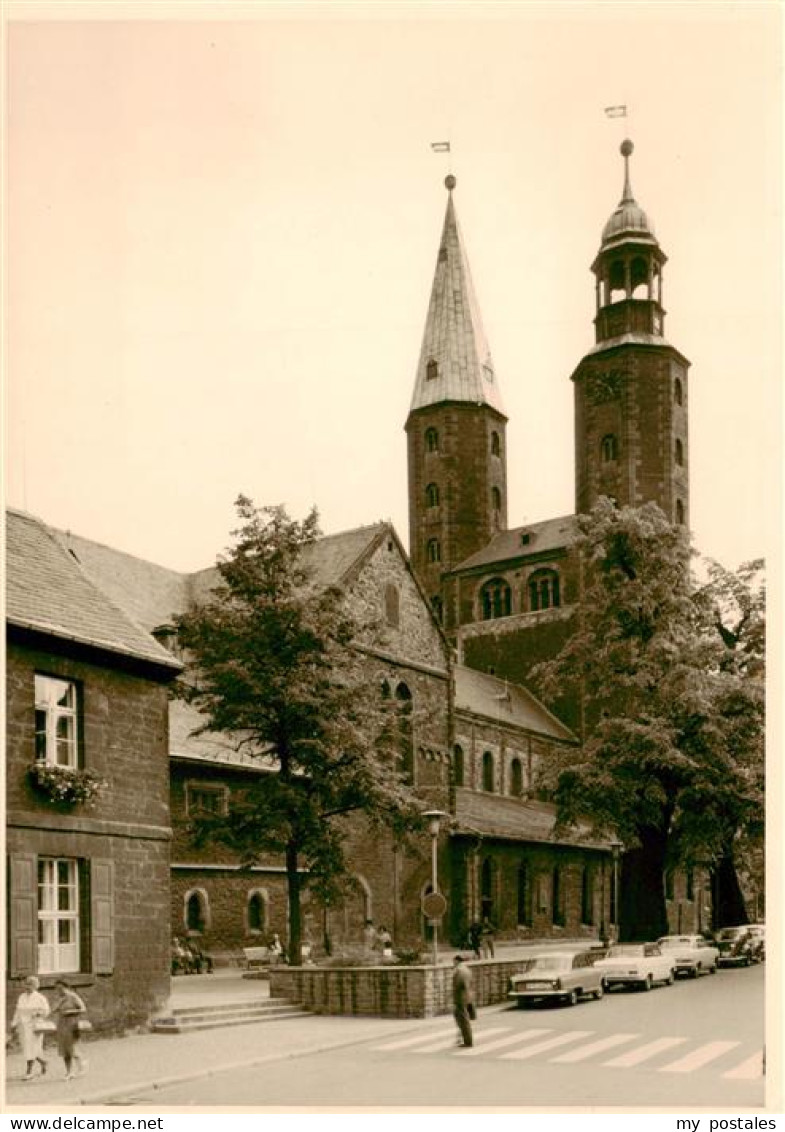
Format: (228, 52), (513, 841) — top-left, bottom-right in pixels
(151, 997), (309, 1034)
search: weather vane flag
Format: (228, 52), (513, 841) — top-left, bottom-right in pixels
(604, 105), (627, 119)
(431, 141), (451, 152)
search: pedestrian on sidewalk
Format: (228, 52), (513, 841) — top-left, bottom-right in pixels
(467, 921), (482, 959)
(11, 976), (50, 1080)
(52, 979), (89, 1081)
(452, 955), (475, 1048)
(481, 916), (496, 958)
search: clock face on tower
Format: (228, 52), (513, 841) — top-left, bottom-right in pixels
(584, 367), (624, 405)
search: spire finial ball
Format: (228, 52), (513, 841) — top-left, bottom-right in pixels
(620, 139), (634, 158)
(445, 174), (457, 191)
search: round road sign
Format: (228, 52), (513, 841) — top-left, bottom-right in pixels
(421, 890), (447, 920)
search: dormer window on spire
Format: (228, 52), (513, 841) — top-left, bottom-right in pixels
(426, 359), (439, 381)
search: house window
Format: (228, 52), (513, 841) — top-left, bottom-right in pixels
(427, 539), (441, 563)
(247, 889), (269, 935)
(185, 889), (209, 934)
(491, 486), (502, 512)
(426, 483), (440, 508)
(674, 378), (683, 406)
(581, 868), (594, 925)
(384, 583), (400, 627)
(528, 569), (560, 612)
(453, 744), (464, 787)
(480, 577), (511, 620)
(38, 858), (80, 974)
(552, 867), (565, 927)
(491, 431), (501, 457)
(601, 434), (618, 462)
(675, 438), (684, 466)
(510, 758), (523, 797)
(676, 499), (685, 525)
(482, 751), (495, 793)
(186, 783), (228, 817)
(425, 427), (439, 453)
(35, 675), (79, 768)
(426, 359), (439, 381)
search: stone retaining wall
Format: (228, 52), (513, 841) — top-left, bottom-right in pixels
(269, 957), (532, 1018)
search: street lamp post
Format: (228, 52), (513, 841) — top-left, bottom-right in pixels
(422, 810), (448, 967)
(609, 837), (623, 943)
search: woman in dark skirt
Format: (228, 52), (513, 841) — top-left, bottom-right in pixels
(52, 980), (88, 1080)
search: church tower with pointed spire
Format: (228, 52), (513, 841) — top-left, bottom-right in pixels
(572, 140), (691, 525)
(406, 176), (508, 627)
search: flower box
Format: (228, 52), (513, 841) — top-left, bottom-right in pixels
(28, 763), (105, 805)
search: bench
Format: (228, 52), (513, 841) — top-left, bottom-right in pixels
(243, 946), (272, 969)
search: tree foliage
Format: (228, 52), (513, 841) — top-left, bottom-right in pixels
(533, 499), (764, 939)
(173, 496), (424, 962)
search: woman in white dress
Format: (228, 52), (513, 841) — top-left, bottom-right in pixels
(11, 976), (50, 1080)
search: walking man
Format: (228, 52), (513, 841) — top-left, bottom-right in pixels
(452, 955), (474, 1048)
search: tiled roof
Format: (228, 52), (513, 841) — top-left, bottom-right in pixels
(409, 188), (505, 417)
(453, 789), (606, 849)
(300, 523), (388, 589)
(451, 515), (578, 573)
(169, 700), (276, 772)
(6, 509), (181, 673)
(455, 666), (577, 743)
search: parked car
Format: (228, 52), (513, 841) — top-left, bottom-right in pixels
(508, 950), (604, 1007)
(748, 924), (765, 961)
(715, 925), (762, 967)
(594, 943), (675, 991)
(657, 934), (719, 977)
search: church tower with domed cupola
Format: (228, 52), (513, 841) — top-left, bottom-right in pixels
(572, 140), (691, 526)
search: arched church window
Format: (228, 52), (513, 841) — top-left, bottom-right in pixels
(425, 427), (439, 452)
(453, 744), (464, 787)
(426, 359), (438, 381)
(395, 683), (414, 782)
(675, 438), (684, 466)
(674, 378), (683, 406)
(482, 751), (495, 793)
(384, 583), (400, 628)
(510, 757), (523, 797)
(427, 538), (441, 563)
(601, 434), (618, 462)
(528, 569), (560, 612)
(426, 483), (440, 507)
(184, 889), (209, 935)
(676, 499), (685, 526)
(246, 889), (269, 935)
(480, 577), (511, 620)
(491, 431), (501, 457)
(492, 486), (502, 512)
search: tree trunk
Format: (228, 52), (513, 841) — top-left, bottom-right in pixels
(711, 853), (749, 929)
(619, 828), (669, 942)
(286, 840), (302, 967)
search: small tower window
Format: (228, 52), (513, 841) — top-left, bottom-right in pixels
(676, 499), (685, 526)
(674, 378), (683, 406)
(481, 577), (511, 620)
(482, 751), (495, 793)
(453, 744), (464, 787)
(491, 431), (501, 457)
(492, 486), (502, 512)
(426, 483), (440, 507)
(601, 434), (618, 462)
(425, 427), (439, 453)
(528, 569), (561, 612)
(675, 438), (684, 466)
(427, 538), (441, 563)
(426, 359), (439, 381)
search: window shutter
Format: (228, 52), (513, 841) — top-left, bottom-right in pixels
(91, 858), (114, 974)
(9, 854), (38, 977)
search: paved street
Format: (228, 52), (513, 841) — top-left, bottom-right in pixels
(109, 964), (765, 1110)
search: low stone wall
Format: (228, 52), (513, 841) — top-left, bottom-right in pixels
(269, 957), (531, 1018)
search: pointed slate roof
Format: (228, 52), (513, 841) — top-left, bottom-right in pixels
(6, 509), (181, 673)
(409, 179), (506, 417)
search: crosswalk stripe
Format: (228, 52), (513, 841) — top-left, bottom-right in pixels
(500, 1030), (593, 1060)
(551, 1032), (640, 1064)
(605, 1036), (686, 1068)
(723, 1049), (764, 1080)
(460, 1028), (552, 1057)
(660, 1040), (741, 1074)
(417, 1026), (510, 1053)
(374, 1028), (456, 1051)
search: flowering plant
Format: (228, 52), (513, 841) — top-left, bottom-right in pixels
(28, 763), (105, 805)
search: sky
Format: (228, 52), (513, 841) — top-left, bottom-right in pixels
(4, 2), (782, 576)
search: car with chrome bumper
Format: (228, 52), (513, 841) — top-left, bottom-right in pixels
(508, 950), (604, 1007)
(594, 943), (675, 991)
(715, 926), (762, 967)
(657, 934), (719, 977)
